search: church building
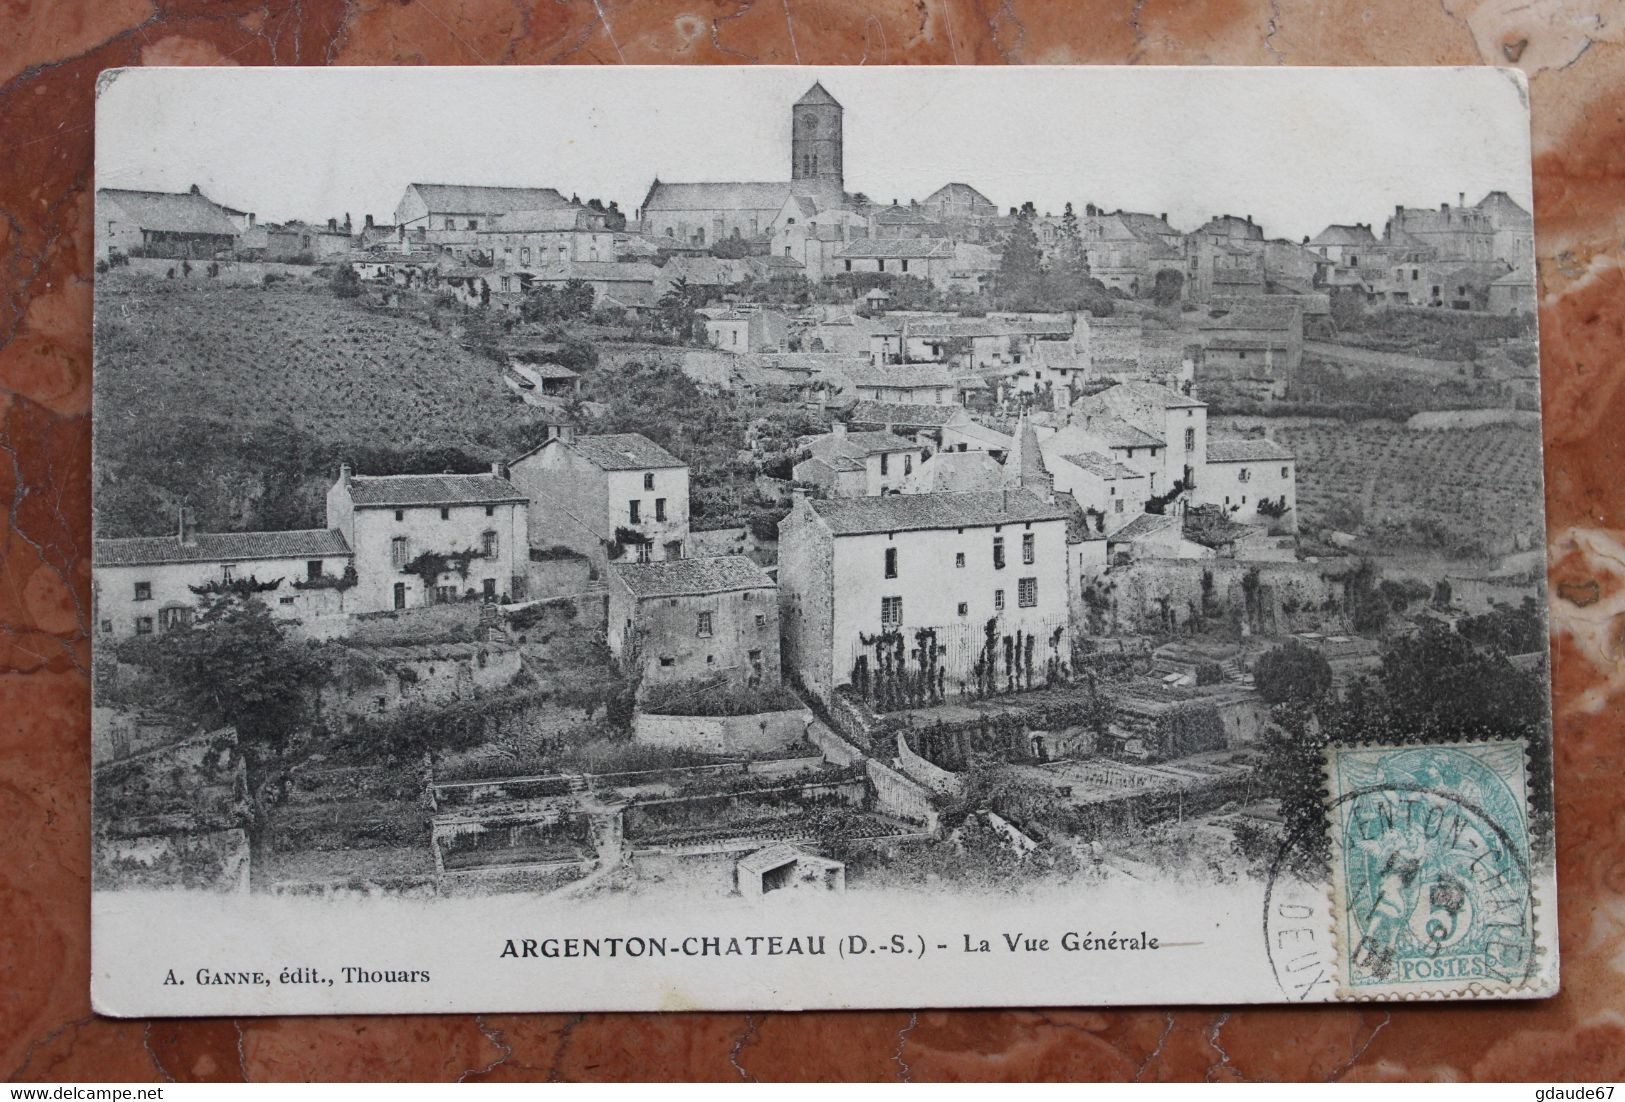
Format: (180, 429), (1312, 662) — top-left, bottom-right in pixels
(637, 82), (851, 247)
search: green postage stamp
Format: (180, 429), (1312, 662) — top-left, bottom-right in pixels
(1326, 740), (1539, 999)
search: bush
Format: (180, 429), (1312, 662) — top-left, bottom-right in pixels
(1253, 640), (1332, 705)
(640, 679), (802, 717)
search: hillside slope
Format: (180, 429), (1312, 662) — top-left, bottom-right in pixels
(94, 276), (536, 537)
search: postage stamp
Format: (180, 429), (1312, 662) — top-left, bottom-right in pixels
(1326, 740), (1538, 999)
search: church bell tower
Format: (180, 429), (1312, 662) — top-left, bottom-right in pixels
(790, 82), (843, 191)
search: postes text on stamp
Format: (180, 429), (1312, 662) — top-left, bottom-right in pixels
(1326, 740), (1536, 999)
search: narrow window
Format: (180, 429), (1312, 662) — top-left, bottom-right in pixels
(880, 596), (903, 627)
(994, 589), (1005, 611)
(1281, 466), (1290, 479)
(391, 536), (409, 567)
(1185, 427), (1196, 450)
(629, 500), (641, 523)
(221, 564), (236, 583)
(1022, 532), (1035, 565)
(481, 530), (497, 557)
(485, 505), (495, 517)
(884, 547), (898, 579)
(440, 506), (450, 520)
(1115, 498), (1125, 514)
(955, 552), (966, 568)
(880, 453), (889, 476)
(993, 535), (1006, 570)
(306, 560), (322, 580)
(697, 611), (714, 637)
(904, 454), (913, 476)
(644, 472), (655, 491)
(395, 509), (404, 522)
(655, 498), (667, 522)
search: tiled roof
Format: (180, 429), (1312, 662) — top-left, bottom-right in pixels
(611, 554), (774, 598)
(484, 208), (599, 233)
(925, 182), (996, 210)
(409, 183), (572, 214)
(1058, 452), (1141, 479)
(847, 401), (963, 429)
(845, 365), (957, 389)
(569, 433), (685, 471)
(872, 204), (934, 225)
(809, 489), (1071, 536)
(1199, 305), (1301, 332)
(1206, 438), (1295, 463)
(903, 450), (1005, 494)
(1309, 224), (1379, 247)
(643, 181), (808, 212)
(345, 473), (527, 508)
(1099, 380), (1207, 409)
(95, 528), (351, 567)
(902, 317), (1073, 339)
(804, 429), (916, 462)
(834, 238), (953, 260)
(98, 188), (240, 237)
(1108, 513), (1180, 543)
(528, 260), (659, 282)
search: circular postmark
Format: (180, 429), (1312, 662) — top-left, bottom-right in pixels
(1264, 745), (1539, 1000)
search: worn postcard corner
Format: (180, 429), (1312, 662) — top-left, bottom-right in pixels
(90, 65), (1554, 1015)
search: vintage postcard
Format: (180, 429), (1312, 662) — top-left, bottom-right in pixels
(90, 65), (1556, 1014)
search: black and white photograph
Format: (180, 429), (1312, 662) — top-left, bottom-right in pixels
(90, 65), (1556, 1014)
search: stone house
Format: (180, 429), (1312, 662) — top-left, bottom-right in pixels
(1383, 194), (1495, 263)
(96, 187), (241, 260)
(794, 424), (923, 497)
(1488, 264), (1536, 315)
(833, 238), (955, 288)
(1199, 438), (1297, 530)
(325, 465), (530, 613)
(704, 309), (791, 354)
(1070, 381), (1207, 498)
(1044, 450), (1148, 532)
(336, 641), (524, 717)
(94, 514), (353, 639)
(1475, 190), (1534, 266)
(391, 183), (574, 259)
(778, 489), (1072, 698)
(1196, 303), (1304, 397)
(479, 207), (614, 268)
(842, 365), (959, 406)
(508, 433), (690, 568)
(607, 555), (780, 690)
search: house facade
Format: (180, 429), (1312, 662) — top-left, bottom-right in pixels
(325, 465), (530, 613)
(392, 183), (574, 258)
(1072, 381), (1207, 497)
(508, 433), (690, 568)
(778, 490), (1072, 697)
(794, 424), (923, 497)
(1197, 438), (1297, 530)
(607, 555), (781, 690)
(480, 207), (614, 268)
(96, 187), (241, 260)
(94, 517), (353, 639)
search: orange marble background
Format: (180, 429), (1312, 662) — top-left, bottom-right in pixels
(3, 0), (1624, 1082)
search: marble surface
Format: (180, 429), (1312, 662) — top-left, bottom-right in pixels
(4, 0), (1624, 1082)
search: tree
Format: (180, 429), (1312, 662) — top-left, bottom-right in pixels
(1151, 268), (1184, 307)
(330, 264), (361, 299)
(996, 205), (1043, 302)
(1253, 639), (1333, 706)
(658, 276), (699, 339)
(152, 596), (330, 757)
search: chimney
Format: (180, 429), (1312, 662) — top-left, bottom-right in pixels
(177, 504), (196, 547)
(188, 183), (201, 195)
(1440, 203), (1449, 214)
(1160, 213), (1168, 223)
(1246, 214), (1253, 225)
(344, 212), (353, 233)
(248, 212), (256, 228)
(339, 462), (352, 486)
(328, 217), (338, 231)
(1458, 192), (1465, 208)
(491, 460), (508, 479)
(365, 214), (374, 229)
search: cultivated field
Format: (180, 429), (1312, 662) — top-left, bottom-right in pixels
(96, 274), (525, 449)
(1243, 418), (1545, 559)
